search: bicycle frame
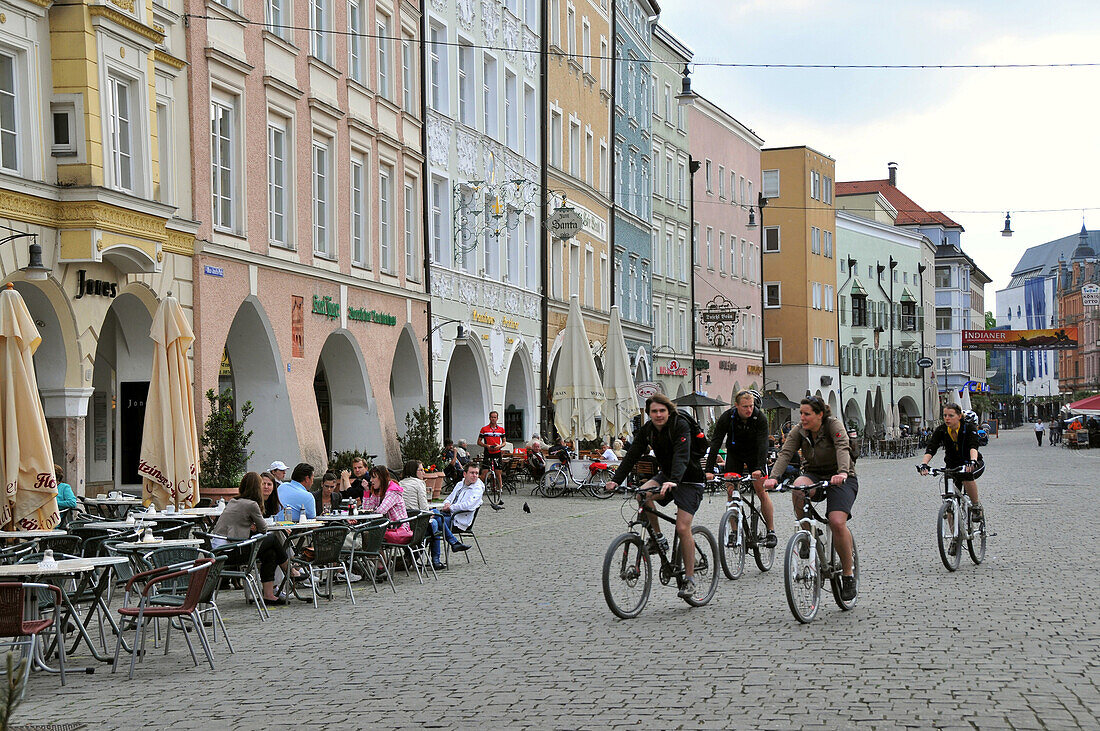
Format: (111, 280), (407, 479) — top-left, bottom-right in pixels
(933, 467), (971, 544)
(548, 460), (610, 493)
(624, 491), (684, 584)
(785, 482), (840, 580)
(720, 476), (763, 550)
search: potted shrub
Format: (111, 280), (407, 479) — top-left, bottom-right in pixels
(199, 388), (254, 503)
(397, 405), (445, 498)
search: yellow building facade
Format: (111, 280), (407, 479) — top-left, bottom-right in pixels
(760, 146), (841, 413)
(0, 0), (195, 494)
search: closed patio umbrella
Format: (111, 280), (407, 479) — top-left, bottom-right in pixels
(139, 293), (200, 510)
(0, 283), (60, 530)
(958, 387), (972, 413)
(601, 306), (638, 441)
(552, 295), (605, 441)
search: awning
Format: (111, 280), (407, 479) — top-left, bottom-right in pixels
(848, 278), (867, 295)
(900, 287), (916, 303)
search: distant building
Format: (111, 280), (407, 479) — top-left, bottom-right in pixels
(1056, 227), (1100, 394)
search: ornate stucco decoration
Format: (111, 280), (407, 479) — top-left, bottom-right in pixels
(456, 130), (480, 178)
(489, 323), (507, 375)
(481, 0), (500, 43)
(427, 116), (453, 168)
(502, 16), (519, 62)
(457, 0), (476, 31)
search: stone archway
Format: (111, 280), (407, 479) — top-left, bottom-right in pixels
(442, 339), (490, 445)
(898, 395), (920, 429)
(844, 398), (863, 431)
(389, 325), (426, 436)
(222, 298), (298, 471)
(503, 343), (535, 444)
(315, 330), (381, 462)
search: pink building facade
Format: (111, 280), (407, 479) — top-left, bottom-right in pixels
(186, 0), (428, 471)
(689, 96), (765, 412)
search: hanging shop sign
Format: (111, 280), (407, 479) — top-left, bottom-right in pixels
(746, 365), (764, 375)
(718, 360), (738, 372)
(1083, 283), (1100, 307)
(700, 295), (749, 349)
(74, 269), (117, 299)
(658, 359), (689, 377)
(636, 381), (663, 399)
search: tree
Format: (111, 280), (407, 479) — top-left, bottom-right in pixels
(984, 311), (996, 367)
(397, 405), (442, 470)
(199, 388), (254, 490)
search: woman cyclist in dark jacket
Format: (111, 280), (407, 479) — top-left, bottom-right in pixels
(918, 403), (985, 522)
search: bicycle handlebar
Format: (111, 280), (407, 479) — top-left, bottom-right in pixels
(769, 479), (830, 494)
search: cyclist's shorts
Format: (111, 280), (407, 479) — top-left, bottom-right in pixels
(650, 473), (704, 515)
(482, 452), (504, 470)
(801, 472), (859, 518)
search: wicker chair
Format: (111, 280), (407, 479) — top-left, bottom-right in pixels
(0, 582), (66, 698)
(291, 526), (354, 608)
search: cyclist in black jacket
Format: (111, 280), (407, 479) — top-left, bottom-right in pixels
(705, 390), (777, 548)
(918, 403), (985, 522)
(606, 393), (707, 599)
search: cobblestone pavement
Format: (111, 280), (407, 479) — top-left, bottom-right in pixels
(16, 428), (1100, 729)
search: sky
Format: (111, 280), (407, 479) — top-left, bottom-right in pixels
(656, 0), (1100, 314)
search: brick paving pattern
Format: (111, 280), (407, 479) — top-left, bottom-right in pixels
(15, 428), (1100, 729)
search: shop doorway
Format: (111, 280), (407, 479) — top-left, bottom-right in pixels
(442, 341), (488, 444)
(389, 325), (427, 436)
(315, 331), (379, 459)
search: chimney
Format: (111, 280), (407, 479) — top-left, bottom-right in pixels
(887, 162), (897, 186)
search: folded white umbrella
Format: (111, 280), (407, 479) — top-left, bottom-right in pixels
(958, 388), (972, 413)
(139, 293), (200, 510)
(552, 296), (605, 441)
(601, 306), (639, 441)
(0, 284), (60, 530)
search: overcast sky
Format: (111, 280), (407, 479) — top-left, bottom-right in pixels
(657, 0), (1100, 311)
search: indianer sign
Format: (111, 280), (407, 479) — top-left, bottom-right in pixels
(962, 327), (1078, 350)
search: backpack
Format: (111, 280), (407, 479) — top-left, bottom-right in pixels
(976, 428), (989, 447)
(674, 408), (710, 460)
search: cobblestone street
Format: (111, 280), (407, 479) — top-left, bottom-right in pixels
(17, 428), (1100, 729)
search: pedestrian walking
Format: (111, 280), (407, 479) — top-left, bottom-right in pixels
(1033, 419), (1045, 446)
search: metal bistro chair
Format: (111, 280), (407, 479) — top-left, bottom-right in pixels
(147, 555), (234, 655)
(291, 526), (355, 608)
(113, 558), (215, 680)
(0, 542), (37, 565)
(383, 513), (436, 584)
(345, 521), (395, 595)
(0, 582), (66, 699)
(446, 508), (486, 565)
(209, 534), (269, 621)
(37, 535), (83, 557)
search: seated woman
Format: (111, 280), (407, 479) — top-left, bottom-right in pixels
(398, 460), (430, 513)
(364, 465), (413, 545)
(211, 472), (291, 606)
(260, 471), (282, 519)
(53, 464), (78, 526)
(312, 471), (341, 514)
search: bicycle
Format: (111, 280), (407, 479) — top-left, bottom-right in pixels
(543, 456), (616, 500)
(773, 480), (860, 623)
(481, 462), (504, 508)
(922, 465), (987, 571)
(712, 473), (775, 580)
(601, 484), (719, 619)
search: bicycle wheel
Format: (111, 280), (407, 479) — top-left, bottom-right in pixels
(751, 509), (776, 572)
(591, 469), (617, 500)
(937, 501), (961, 572)
(967, 507), (987, 565)
(602, 533), (652, 619)
(544, 468), (567, 498)
(682, 525), (719, 607)
(718, 507), (746, 580)
(784, 531), (820, 623)
(830, 532), (859, 610)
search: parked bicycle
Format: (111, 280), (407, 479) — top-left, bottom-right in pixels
(482, 467), (504, 508)
(542, 456), (616, 499)
(601, 485), (719, 618)
(922, 465), (988, 571)
(712, 473), (775, 580)
(773, 480), (860, 623)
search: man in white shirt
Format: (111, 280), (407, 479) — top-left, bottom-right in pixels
(429, 462), (484, 568)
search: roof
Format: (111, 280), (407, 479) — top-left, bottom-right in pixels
(1009, 230), (1100, 279)
(836, 179), (963, 229)
(935, 243), (992, 284)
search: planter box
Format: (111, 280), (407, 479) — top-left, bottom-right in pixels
(201, 486), (238, 504)
(423, 472), (445, 499)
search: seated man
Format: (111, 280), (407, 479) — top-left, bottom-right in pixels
(429, 462), (484, 569)
(276, 463), (318, 522)
(526, 439), (547, 481)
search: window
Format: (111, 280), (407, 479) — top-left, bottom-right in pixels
(765, 283), (781, 308)
(377, 14), (391, 99)
(569, 121), (580, 176)
(106, 75), (134, 192)
(901, 301), (917, 331)
(405, 183), (418, 280)
(526, 215), (538, 288)
(310, 0), (329, 62)
(812, 282), (821, 310)
(936, 307), (952, 331)
(210, 97), (235, 230)
(763, 226), (780, 253)
(0, 52), (18, 172)
(664, 155), (672, 199)
(824, 284), (834, 311)
(729, 171), (737, 204)
(156, 103), (171, 203)
(935, 266), (951, 288)
(402, 40), (415, 113)
(267, 0), (289, 40)
(585, 130), (593, 184)
(504, 71), (517, 148)
(762, 169), (779, 198)
(766, 339), (782, 365)
(483, 54), (497, 137)
(867, 349), (876, 377)
(718, 166), (725, 198)
(570, 244), (580, 296)
(566, 4), (576, 54)
(705, 159), (712, 193)
(550, 110), (562, 167)
(524, 85), (537, 161)
(677, 104), (684, 131)
(811, 226), (820, 254)
(430, 177), (448, 265)
(600, 255), (608, 310)
(582, 20), (591, 74)
(665, 307), (673, 347)
(706, 228), (713, 268)
(823, 230), (833, 258)
(548, 0), (560, 46)
(347, 0), (364, 82)
(351, 156), (368, 266)
(826, 339), (835, 366)
(380, 165), (394, 272)
(740, 240), (747, 279)
(585, 249), (594, 307)
(823, 175), (833, 204)
(663, 84), (671, 120)
(312, 139), (332, 256)
(429, 24), (448, 112)
(810, 170), (820, 200)
(677, 163), (686, 204)
(268, 122), (288, 246)
(458, 44), (474, 125)
(600, 38), (609, 90)
(813, 337), (822, 365)
(718, 232), (726, 274)
(550, 239), (562, 298)
(678, 238), (686, 282)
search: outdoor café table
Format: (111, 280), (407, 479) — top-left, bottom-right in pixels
(91, 521), (159, 530)
(84, 496), (143, 519)
(0, 529), (67, 548)
(114, 538), (204, 553)
(0, 556), (131, 669)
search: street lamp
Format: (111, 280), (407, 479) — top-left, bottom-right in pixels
(675, 65), (698, 107)
(746, 193), (768, 388)
(0, 232), (51, 281)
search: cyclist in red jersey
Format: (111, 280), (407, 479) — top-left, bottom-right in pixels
(478, 410), (508, 509)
